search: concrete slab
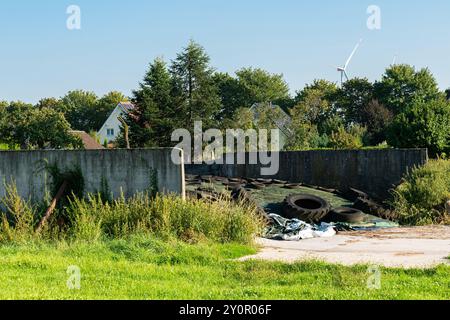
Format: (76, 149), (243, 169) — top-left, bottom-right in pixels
(240, 226), (450, 268)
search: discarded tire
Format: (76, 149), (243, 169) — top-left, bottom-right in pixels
(343, 188), (369, 202)
(283, 183), (302, 189)
(352, 197), (395, 220)
(282, 194), (331, 222)
(272, 179), (288, 185)
(323, 207), (365, 223)
(246, 182), (266, 190)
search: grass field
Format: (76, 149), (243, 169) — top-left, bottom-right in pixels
(0, 236), (449, 300)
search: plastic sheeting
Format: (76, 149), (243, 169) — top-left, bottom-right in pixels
(264, 214), (337, 241)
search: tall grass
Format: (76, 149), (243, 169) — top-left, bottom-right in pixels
(0, 183), (36, 243)
(0, 182), (264, 245)
(392, 159), (450, 225)
(67, 193), (264, 244)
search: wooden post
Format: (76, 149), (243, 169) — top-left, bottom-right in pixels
(35, 180), (68, 234)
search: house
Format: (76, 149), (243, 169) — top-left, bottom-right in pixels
(249, 102), (292, 150)
(69, 131), (105, 150)
(98, 102), (135, 144)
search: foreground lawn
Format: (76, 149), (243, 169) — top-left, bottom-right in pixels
(0, 236), (449, 300)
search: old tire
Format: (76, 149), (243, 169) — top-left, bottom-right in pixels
(324, 207), (365, 223)
(282, 194), (331, 222)
(352, 197), (396, 220)
(283, 183), (302, 189)
(344, 188), (369, 202)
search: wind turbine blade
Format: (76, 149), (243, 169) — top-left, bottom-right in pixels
(392, 54), (397, 65)
(344, 39), (362, 69)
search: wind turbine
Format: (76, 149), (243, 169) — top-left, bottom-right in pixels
(336, 39), (362, 85)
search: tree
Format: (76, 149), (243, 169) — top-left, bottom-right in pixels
(0, 102), (82, 149)
(59, 90), (99, 132)
(26, 108), (83, 149)
(285, 102), (321, 151)
(125, 57), (173, 147)
(213, 72), (245, 123)
(293, 79), (338, 135)
(361, 99), (393, 145)
(35, 97), (62, 110)
(387, 98), (450, 155)
(235, 68), (290, 106)
(170, 40), (221, 129)
(374, 65), (442, 115)
(446, 88), (450, 100)
(336, 78), (374, 125)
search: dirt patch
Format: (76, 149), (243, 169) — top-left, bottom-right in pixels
(340, 225), (450, 240)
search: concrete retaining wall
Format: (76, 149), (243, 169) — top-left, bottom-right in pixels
(185, 149), (428, 199)
(0, 149), (185, 202)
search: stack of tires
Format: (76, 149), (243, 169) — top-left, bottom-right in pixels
(282, 193), (366, 224)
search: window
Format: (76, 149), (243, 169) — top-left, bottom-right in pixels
(107, 128), (115, 136)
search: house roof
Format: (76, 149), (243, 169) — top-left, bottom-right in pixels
(119, 102), (135, 113)
(69, 131), (105, 150)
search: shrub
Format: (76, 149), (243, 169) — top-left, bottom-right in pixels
(0, 183), (36, 243)
(328, 125), (365, 150)
(392, 159), (450, 225)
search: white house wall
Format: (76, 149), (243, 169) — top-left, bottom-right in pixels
(98, 106), (126, 144)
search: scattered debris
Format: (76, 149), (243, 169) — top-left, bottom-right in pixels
(265, 214), (336, 241)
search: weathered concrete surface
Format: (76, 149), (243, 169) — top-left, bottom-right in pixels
(0, 149), (185, 202)
(240, 226), (450, 268)
(186, 149), (428, 199)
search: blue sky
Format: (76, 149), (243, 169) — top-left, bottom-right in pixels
(1, 0), (449, 103)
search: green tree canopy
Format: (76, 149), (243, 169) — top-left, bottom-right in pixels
(374, 65), (442, 115)
(0, 102), (82, 150)
(235, 67), (290, 105)
(59, 90), (99, 132)
(387, 98), (450, 155)
(336, 78), (374, 125)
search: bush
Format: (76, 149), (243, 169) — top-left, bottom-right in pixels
(0, 183), (36, 243)
(392, 159), (450, 225)
(328, 125), (366, 150)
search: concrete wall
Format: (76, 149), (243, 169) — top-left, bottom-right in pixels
(186, 149), (428, 199)
(0, 149), (185, 202)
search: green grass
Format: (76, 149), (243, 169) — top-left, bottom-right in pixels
(0, 236), (448, 300)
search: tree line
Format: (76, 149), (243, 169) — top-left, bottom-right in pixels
(1, 40), (450, 155)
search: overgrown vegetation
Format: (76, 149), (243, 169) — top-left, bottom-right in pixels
(0, 181), (264, 245)
(392, 159), (450, 225)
